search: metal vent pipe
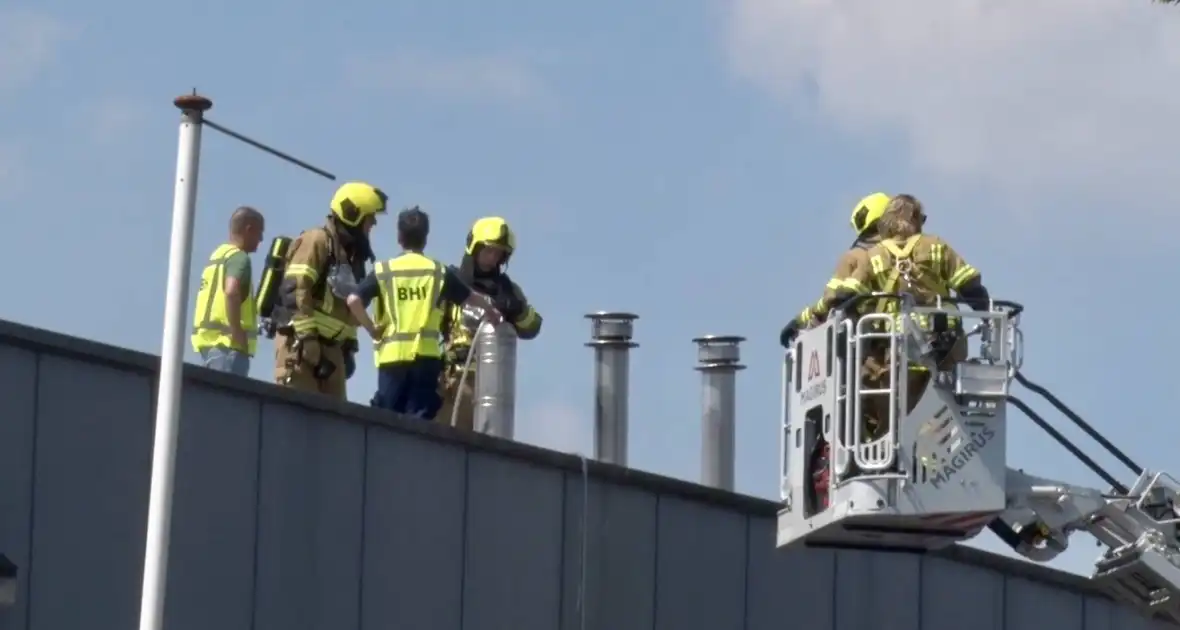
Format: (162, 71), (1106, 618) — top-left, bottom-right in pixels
(694, 335), (746, 491)
(473, 320), (518, 439)
(586, 312), (638, 466)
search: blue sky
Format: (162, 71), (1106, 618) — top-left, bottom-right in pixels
(4, 0), (1180, 576)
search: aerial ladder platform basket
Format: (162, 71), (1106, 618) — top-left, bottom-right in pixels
(777, 295), (1180, 625)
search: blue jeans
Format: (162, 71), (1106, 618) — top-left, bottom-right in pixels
(200, 346), (250, 376)
(371, 358), (444, 420)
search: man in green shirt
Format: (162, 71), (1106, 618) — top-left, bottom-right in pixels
(191, 206), (265, 376)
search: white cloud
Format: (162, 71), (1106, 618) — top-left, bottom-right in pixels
(0, 9), (73, 197)
(0, 8), (74, 91)
(345, 51), (550, 106)
(724, 0), (1180, 206)
(517, 401), (593, 455)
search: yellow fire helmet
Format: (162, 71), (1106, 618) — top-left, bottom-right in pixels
(465, 216), (516, 257)
(330, 181), (389, 228)
(849, 192), (891, 236)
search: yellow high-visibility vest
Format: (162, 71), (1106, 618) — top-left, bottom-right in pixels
(191, 243), (258, 355)
(373, 252), (447, 365)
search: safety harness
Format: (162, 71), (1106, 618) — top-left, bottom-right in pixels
(874, 234), (951, 316)
(873, 234), (965, 373)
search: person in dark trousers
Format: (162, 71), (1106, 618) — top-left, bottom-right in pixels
(347, 207), (499, 419)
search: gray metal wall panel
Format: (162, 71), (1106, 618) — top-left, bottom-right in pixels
(833, 549), (921, 630)
(164, 385), (260, 630)
(920, 555), (1004, 630)
(1116, 603), (1174, 630)
(29, 356), (153, 630)
(253, 402), (365, 630)
(463, 453), (564, 630)
(360, 428), (465, 630)
(1006, 576), (1084, 630)
(653, 496), (748, 630)
(1084, 597), (1113, 630)
(0, 347), (36, 630)
(744, 518), (836, 630)
(560, 476), (657, 630)
(0, 327), (1171, 630)
(1083, 596), (1171, 630)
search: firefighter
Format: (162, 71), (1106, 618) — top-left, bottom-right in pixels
(191, 206), (265, 376)
(775, 194), (888, 507)
(273, 181), (386, 399)
(841, 194), (991, 437)
(779, 192), (891, 347)
(437, 217), (542, 430)
(346, 207), (500, 419)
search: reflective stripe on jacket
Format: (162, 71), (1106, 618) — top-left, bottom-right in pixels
(442, 276), (542, 360)
(794, 235), (881, 326)
(373, 252), (447, 364)
(280, 226), (356, 340)
(843, 233), (981, 371)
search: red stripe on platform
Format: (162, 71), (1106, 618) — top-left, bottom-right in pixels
(920, 511), (998, 529)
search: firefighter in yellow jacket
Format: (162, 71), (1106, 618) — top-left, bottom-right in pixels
(780, 192), (891, 346)
(273, 181), (387, 399)
(777, 193), (888, 503)
(840, 194), (992, 435)
(191, 206), (266, 376)
(437, 217), (543, 430)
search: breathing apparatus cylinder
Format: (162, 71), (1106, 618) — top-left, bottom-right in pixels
(255, 235), (293, 338)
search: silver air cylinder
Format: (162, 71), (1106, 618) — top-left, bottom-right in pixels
(586, 312), (638, 466)
(694, 335), (745, 491)
(473, 321), (518, 439)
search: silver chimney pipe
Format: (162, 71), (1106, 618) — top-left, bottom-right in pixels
(586, 312), (638, 466)
(473, 319), (518, 439)
(694, 335), (745, 491)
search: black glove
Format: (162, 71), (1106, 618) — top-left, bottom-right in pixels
(313, 358), (336, 381)
(495, 293), (525, 322)
(343, 348), (356, 379)
(445, 343), (469, 365)
(780, 320), (801, 348)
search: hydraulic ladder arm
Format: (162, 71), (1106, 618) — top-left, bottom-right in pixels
(991, 373), (1180, 625)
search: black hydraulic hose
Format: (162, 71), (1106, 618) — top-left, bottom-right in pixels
(1009, 396), (1128, 494)
(1014, 372), (1143, 476)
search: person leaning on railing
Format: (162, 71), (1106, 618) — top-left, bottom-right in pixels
(781, 191), (891, 345)
(836, 194), (992, 437)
